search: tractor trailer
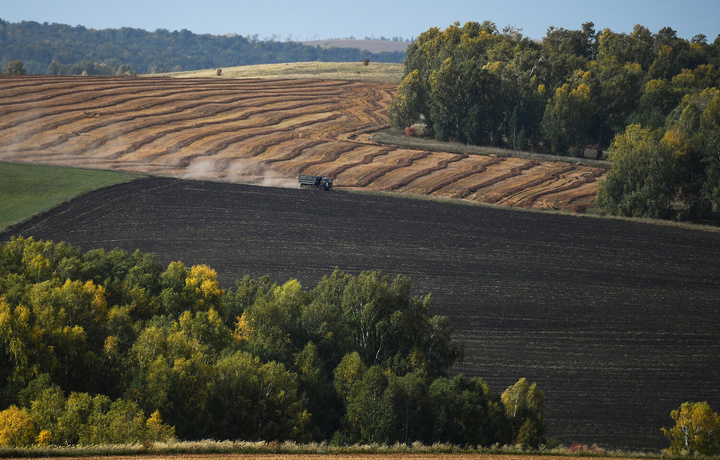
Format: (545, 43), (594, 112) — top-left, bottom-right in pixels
(298, 174), (333, 190)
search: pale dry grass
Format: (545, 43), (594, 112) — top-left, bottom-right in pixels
(153, 62), (405, 84)
(0, 439), (661, 459)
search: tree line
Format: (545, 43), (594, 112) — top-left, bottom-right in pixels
(388, 21), (720, 219)
(0, 19), (405, 75)
(0, 237), (545, 447)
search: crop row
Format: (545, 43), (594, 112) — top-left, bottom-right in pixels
(0, 75), (604, 209)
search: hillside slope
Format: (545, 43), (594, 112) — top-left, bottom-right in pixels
(4, 177), (719, 451)
(301, 38), (410, 53)
(0, 74), (604, 211)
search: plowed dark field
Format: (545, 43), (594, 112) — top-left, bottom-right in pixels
(3, 177), (719, 452)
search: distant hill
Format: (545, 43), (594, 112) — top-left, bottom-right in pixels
(301, 39), (410, 54)
(0, 19), (406, 75)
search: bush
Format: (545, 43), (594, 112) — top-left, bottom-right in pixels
(3, 60), (27, 75)
(571, 204), (587, 214)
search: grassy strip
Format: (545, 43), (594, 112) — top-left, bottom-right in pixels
(370, 130), (611, 168)
(153, 62), (405, 84)
(0, 162), (141, 232)
(0, 440), (667, 459)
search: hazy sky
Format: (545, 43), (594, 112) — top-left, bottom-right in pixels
(2, 0), (719, 42)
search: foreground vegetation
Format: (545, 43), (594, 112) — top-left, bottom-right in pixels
(2, 236), (717, 454)
(389, 21), (720, 220)
(0, 439), (664, 459)
(0, 237), (546, 447)
(0, 163), (138, 232)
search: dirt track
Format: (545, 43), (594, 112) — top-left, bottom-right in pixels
(0, 74), (603, 210)
(4, 177), (719, 452)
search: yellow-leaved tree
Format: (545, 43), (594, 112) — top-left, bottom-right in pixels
(185, 264), (224, 309)
(501, 378), (546, 448)
(0, 405), (36, 447)
(662, 401), (720, 456)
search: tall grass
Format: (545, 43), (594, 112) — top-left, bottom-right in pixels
(0, 439), (668, 459)
(0, 162), (140, 232)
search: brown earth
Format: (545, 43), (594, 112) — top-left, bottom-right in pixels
(0, 74), (604, 210)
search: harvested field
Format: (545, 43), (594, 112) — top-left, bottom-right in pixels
(0, 74), (604, 210)
(4, 177), (720, 452)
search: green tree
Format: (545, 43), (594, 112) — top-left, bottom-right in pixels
(662, 402), (720, 456)
(82, 397), (147, 444)
(428, 57), (502, 144)
(333, 270), (461, 375)
(203, 351), (255, 440)
(145, 410), (175, 442)
(334, 351), (367, 401)
(501, 378), (546, 448)
(700, 94), (720, 205)
(56, 391), (94, 445)
(394, 370), (430, 444)
(596, 26), (654, 71)
(388, 69), (428, 130)
(235, 278), (309, 364)
(224, 274), (274, 327)
(178, 308), (232, 356)
(428, 375), (507, 446)
(206, 351), (309, 441)
(3, 60), (26, 75)
(596, 124), (678, 218)
(255, 360), (310, 440)
(664, 88), (720, 217)
(342, 365), (389, 443)
(29, 386), (66, 444)
(541, 74), (596, 155)
(630, 79), (682, 129)
(594, 61), (644, 146)
(295, 341), (341, 440)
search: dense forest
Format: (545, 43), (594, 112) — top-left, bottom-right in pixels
(0, 19), (405, 75)
(0, 237), (545, 447)
(388, 21), (720, 219)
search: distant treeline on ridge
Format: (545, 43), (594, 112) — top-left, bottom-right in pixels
(0, 19), (406, 75)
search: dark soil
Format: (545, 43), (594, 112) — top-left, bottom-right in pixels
(4, 176), (720, 452)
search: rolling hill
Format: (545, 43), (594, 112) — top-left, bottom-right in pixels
(0, 74), (604, 211)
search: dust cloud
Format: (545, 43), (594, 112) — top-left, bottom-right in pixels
(182, 157), (299, 189)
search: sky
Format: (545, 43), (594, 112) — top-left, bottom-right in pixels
(1, 0), (719, 43)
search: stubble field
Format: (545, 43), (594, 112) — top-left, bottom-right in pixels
(4, 177), (720, 452)
(0, 74), (603, 210)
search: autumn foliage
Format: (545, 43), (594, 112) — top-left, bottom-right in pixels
(663, 402), (720, 456)
(0, 236), (543, 446)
